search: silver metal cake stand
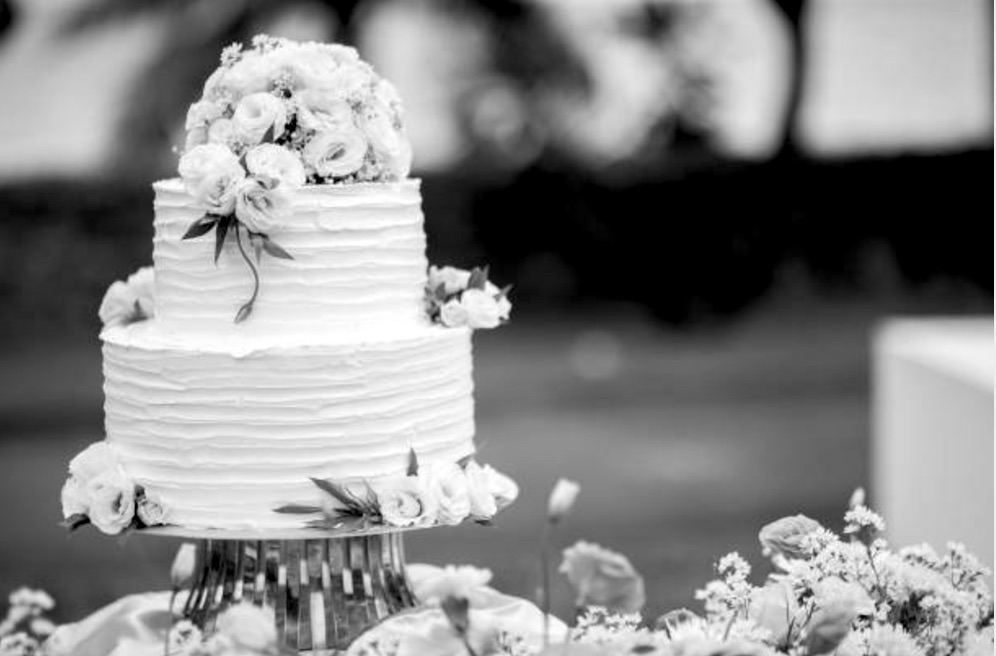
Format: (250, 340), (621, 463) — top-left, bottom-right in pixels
(145, 525), (423, 654)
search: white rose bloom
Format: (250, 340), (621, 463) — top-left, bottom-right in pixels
(231, 92), (287, 144)
(178, 143), (245, 214)
(61, 476), (88, 518)
(85, 470), (136, 535)
(185, 99), (224, 130)
(185, 125), (208, 150)
(246, 144), (306, 188)
(481, 464), (518, 510)
(460, 288), (502, 329)
(98, 281), (137, 328)
(215, 604), (278, 653)
(326, 64), (372, 102)
(302, 125), (367, 178)
(222, 56), (274, 96)
(438, 299), (469, 328)
(207, 118), (237, 147)
(234, 177), (292, 234)
(136, 491), (168, 527)
(427, 462), (471, 526)
(463, 461), (497, 520)
(125, 267), (155, 320)
(68, 441), (119, 482)
(428, 266), (472, 296)
(373, 476), (438, 528)
(296, 89), (353, 133)
(360, 102), (411, 179)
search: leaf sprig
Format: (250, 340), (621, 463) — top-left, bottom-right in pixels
(181, 214), (293, 323)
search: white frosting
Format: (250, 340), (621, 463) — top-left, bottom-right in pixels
(102, 320), (476, 530)
(152, 178), (428, 339)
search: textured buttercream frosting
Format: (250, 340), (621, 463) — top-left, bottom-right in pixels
(153, 178), (428, 339)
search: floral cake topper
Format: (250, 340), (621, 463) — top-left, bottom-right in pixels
(176, 35), (414, 322)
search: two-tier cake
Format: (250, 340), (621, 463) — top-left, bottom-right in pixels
(60, 36), (517, 536)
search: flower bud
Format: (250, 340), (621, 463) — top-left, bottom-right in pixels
(170, 543), (198, 590)
(547, 478), (580, 523)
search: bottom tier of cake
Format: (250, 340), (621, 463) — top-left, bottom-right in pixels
(98, 322), (477, 531)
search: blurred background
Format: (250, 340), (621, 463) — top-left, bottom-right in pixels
(0, 0), (991, 625)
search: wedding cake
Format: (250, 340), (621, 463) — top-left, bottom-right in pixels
(60, 36), (517, 535)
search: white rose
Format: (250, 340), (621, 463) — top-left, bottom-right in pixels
(222, 56), (274, 96)
(409, 564), (493, 606)
(463, 461), (497, 520)
(61, 476), (88, 519)
(360, 102), (411, 179)
(231, 92), (287, 144)
(215, 604), (278, 653)
(438, 299), (469, 328)
(427, 462), (471, 526)
(296, 89), (353, 133)
(302, 125), (367, 178)
(68, 441), (119, 482)
(548, 478), (580, 522)
(185, 99), (224, 130)
(373, 476), (438, 528)
(246, 144), (305, 188)
(234, 177), (292, 234)
(185, 125), (208, 150)
(98, 267), (154, 327)
(428, 266), (471, 296)
(481, 464), (518, 510)
(85, 471), (135, 535)
(178, 143), (245, 214)
(207, 118), (237, 147)
(460, 288), (502, 329)
(136, 490), (168, 527)
(559, 540), (646, 614)
(125, 267), (155, 319)
(326, 63), (373, 102)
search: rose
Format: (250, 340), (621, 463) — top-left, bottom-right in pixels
(231, 92), (287, 144)
(97, 267), (154, 328)
(85, 470), (136, 535)
(805, 598), (857, 656)
(428, 266), (471, 296)
(374, 476), (438, 528)
(178, 143), (245, 214)
(207, 118), (238, 147)
(245, 144), (306, 188)
(68, 442), (119, 482)
(409, 564), (493, 606)
(427, 462), (471, 526)
(560, 541), (646, 614)
(61, 476), (88, 518)
(463, 461), (497, 520)
(548, 478), (580, 522)
(234, 177), (292, 234)
(219, 55), (273, 96)
(759, 514), (825, 561)
(749, 580), (799, 646)
(481, 464), (518, 510)
(326, 64), (373, 102)
(360, 102), (412, 179)
(813, 577), (875, 617)
(136, 490), (168, 527)
(302, 124), (368, 178)
(438, 299), (469, 328)
(185, 99), (225, 131)
(126, 267), (154, 319)
(460, 288), (502, 329)
(296, 89), (353, 132)
(215, 603), (278, 654)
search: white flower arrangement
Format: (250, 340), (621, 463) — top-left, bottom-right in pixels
(274, 450), (518, 531)
(176, 35), (413, 323)
(426, 265), (512, 329)
(98, 266), (154, 328)
(60, 442), (169, 536)
(0, 588), (57, 656)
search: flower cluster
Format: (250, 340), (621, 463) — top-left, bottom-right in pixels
(98, 267), (154, 328)
(60, 442), (169, 536)
(105, 604), (279, 656)
(426, 265), (512, 329)
(275, 451), (518, 530)
(0, 589), (57, 656)
(176, 36), (413, 322)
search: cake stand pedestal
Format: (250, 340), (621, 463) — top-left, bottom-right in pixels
(150, 527), (419, 655)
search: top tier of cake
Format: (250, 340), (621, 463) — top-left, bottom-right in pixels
(153, 178), (428, 340)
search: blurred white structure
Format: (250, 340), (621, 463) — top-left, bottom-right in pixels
(873, 318), (994, 571)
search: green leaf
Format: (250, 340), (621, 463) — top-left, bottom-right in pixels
(260, 123), (275, 145)
(261, 236), (293, 260)
(274, 504), (323, 514)
(406, 448), (419, 477)
(456, 454), (474, 469)
(214, 215), (232, 264)
(182, 214), (220, 240)
(441, 596), (470, 635)
(499, 284), (513, 298)
(234, 300), (254, 323)
(61, 514), (90, 531)
(467, 265), (489, 291)
(309, 478), (363, 512)
(474, 518), (495, 527)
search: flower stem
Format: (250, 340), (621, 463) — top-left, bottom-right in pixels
(541, 520), (553, 648)
(233, 222), (259, 323)
(164, 588), (177, 656)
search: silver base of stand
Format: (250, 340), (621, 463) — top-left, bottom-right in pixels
(182, 533), (416, 654)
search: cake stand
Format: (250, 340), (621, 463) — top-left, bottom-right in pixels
(146, 524), (423, 655)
